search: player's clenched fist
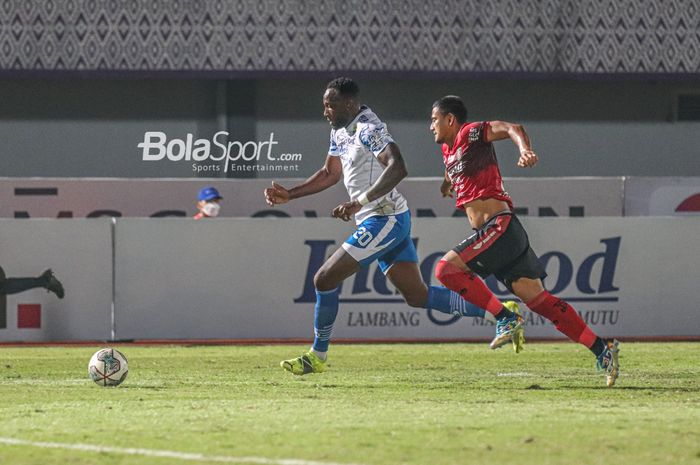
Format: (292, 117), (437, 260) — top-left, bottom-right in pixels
(332, 200), (361, 222)
(440, 178), (454, 198)
(264, 181), (290, 206)
(517, 149), (538, 168)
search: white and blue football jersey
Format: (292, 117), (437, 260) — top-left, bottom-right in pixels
(328, 105), (409, 224)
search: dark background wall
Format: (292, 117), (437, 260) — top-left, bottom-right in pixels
(1, 0), (699, 178)
(0, 77), (698, 178)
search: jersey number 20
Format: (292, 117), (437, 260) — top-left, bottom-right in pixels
(353, 227), (374, 247)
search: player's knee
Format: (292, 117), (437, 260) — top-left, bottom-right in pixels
(434, 260), (452, 286)
(511, 277), (544, 302)
(313, 269), (336, 292)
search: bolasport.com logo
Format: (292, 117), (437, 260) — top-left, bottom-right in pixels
(138, 131), (302, 174)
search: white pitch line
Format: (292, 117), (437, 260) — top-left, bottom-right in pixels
(0, 437), (369, 465)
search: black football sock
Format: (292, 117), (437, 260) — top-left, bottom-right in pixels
(494, 306), (515, 321)
(590, 337), (607, 357)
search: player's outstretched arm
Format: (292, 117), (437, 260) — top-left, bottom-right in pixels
(332, 142), (408, 221)
(264, 155), (342, 206)
(486, 120), (538, 168)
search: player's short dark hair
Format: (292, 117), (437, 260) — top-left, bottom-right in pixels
(433, 95), (467, 124)
(326, 77), (359, 98)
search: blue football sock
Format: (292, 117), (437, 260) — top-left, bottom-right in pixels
(426, 285), (486, 318)
(312, 287), (340, 353)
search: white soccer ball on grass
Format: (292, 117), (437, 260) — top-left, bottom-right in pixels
(88, 348), (128, 387)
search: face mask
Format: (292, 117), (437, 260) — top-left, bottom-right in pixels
(202, 202), (220, 217)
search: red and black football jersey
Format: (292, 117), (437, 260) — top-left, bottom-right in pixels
(441, 122), (513, 210)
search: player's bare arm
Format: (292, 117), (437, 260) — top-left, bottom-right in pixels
(332, 142), (408, 221)
(440, 168), (453, 197)
(264, 155), (342, 206)
(486, 120), (538, 168)
(369, 142), (409, 198)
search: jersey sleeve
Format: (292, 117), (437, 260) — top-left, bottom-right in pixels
(359, 123), (394, 156)
(328, 131), (340, 156)
(465, 121), (489, 144)
(480, 121), (491, 143)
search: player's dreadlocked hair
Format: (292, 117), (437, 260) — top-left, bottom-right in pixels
(326, 77), (360, 98)
(433, 95), (467, 124)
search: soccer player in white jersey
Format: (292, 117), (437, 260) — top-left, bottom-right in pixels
(264, 78), (522, 375)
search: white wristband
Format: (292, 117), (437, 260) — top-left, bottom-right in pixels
(357, 192), (370, 206)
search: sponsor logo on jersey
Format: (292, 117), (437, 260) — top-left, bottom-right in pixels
(446, 148), (464, 167)
(447, 160), (466, 179)
(331, 131), (350, 155)
(468, 126), (481, 143)
(359, 126), (389, 153)
(472, 230), (497, 250)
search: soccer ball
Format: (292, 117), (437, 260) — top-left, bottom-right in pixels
(88, 348), (128, 387)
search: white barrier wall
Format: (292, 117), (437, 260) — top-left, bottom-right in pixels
(1, 217), (697, 342)
(113, 219), (313, 339)
(0, 177), (624, 218)
(625, 177), (700, 216)
(0, 219), (113, 342)
(113, 217), (700, 341)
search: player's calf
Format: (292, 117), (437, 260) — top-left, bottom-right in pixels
(434, 260), (503, 315)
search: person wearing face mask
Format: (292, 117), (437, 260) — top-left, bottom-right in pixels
(194, 187), (222, 219)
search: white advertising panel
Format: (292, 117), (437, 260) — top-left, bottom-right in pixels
(113, 217), (699, 341)
(0, 177), (623, 219)
(624, 177), (700, 216)
(0, 219), (113, 342)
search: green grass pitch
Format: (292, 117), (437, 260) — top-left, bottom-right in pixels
(1, 343), (699, 465)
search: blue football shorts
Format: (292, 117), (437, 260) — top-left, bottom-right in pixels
(341, 210), (418, 273)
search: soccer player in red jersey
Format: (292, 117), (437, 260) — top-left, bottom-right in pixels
(429, 95), (620, 387)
